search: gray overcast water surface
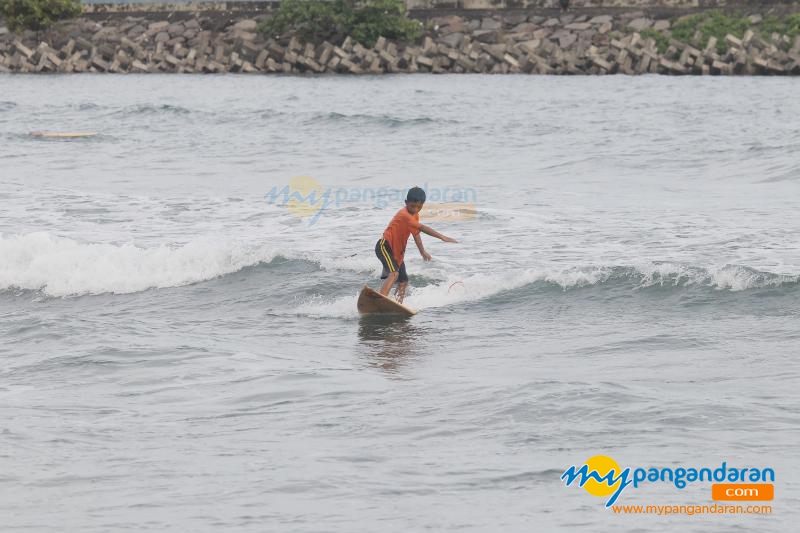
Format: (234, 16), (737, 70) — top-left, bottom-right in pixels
(1, 74), (798, 532)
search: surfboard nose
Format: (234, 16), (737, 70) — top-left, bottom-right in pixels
(357, 285), (417, 316)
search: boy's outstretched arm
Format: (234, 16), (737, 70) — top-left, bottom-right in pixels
(413, 233), (432, 261)
(419, 224), (458, 243)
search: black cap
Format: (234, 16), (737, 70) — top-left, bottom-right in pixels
(406, 186), (426, 203)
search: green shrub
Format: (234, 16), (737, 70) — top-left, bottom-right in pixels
(347, 0), (422, 48)
(760, 13), (800, 40)
(639, 28), (669, 54)
(0, 0), (81, 33)
(672, 11), (750, 53)
(669, 10), (800, 53)
(671, 13), (705, 44)
(258, 0), (422, 47)
(783, 13), (800, 38)
(260, 0), (347, 44)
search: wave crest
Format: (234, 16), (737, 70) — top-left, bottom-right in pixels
(112, 104), (193, 117)
(0, 232), (279, 297)
(294, 263), (800, 319)
(309, 112), (442, 128)
(2, 233), (795, 304)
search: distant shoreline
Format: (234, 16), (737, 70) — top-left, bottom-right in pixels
(1, 3), (798, 75)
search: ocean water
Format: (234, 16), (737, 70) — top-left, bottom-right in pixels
(1, 74), (798, 532)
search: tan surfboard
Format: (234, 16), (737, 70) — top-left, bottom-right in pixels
(30, 131), (97, 138)
(357, 285), (417, 317)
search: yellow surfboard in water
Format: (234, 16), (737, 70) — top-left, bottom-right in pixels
(357, 285), (417, 317)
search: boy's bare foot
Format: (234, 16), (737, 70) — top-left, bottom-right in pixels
(395, 282), (408, 304)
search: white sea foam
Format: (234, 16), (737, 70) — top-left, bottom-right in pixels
(3, 231), (795, 301)
(292, 263), (800, 319)
(294, 291), (363, 319)
(708, 265), (797, 291)
(292, 269), (613, 319)
(0, 232), (281, 297)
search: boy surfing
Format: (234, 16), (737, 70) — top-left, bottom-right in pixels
(375, 186), (457, 304)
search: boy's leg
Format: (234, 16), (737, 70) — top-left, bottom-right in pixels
(375, 238), (399, 296)
(381, 271), (399, 296)
(395, 282), (408, 303)
(394, 264), (409, 303)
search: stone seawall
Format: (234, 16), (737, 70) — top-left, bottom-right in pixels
(1, 7), (799, 74)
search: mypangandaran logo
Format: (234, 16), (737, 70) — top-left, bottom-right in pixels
(264, 177), (477, 226)
(283, 175), (325, 218)
(562, 455), (775, 507)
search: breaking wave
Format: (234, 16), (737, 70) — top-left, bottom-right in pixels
(2, 232), (797, 303)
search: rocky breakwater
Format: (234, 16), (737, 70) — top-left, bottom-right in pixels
(0, 10), (799, 74)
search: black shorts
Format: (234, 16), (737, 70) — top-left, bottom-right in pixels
(375, 238), (408, 283)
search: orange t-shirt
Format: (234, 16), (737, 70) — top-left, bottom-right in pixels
(383, 208), (422, 265)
